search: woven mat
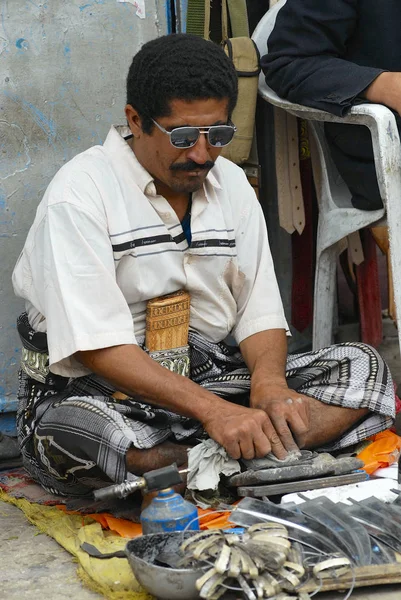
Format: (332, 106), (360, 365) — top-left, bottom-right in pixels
(0, 467), (145, 523)
(0, 467), (68, 504)
(0, 488), (150, 600)
(0, 469), (232, 599)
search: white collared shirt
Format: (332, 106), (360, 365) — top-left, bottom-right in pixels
(12, 126), (289, 377)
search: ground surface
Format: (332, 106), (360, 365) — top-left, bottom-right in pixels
(0, 501), (100, 599)
(1, 321), (401, 599)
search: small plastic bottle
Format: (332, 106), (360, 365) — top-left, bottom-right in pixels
(140, 488), (200, 534)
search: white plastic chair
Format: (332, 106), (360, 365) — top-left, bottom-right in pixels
(252, 0), (401, 357)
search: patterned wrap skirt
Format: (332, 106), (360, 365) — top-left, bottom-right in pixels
(17, 323), (395, 497)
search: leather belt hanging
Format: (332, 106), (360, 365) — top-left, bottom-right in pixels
(274, 108), (305, 235)
(267, 0), (313, 332)
(290, 121), (314, 333)
(269, 2), (305, 236)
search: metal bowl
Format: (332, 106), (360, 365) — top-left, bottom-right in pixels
(125, 531), (204, 600)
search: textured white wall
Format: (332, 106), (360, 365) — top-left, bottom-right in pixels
(0, 0), (167, 432)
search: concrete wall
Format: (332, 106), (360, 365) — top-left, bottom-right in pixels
(0, 0), (167, 434)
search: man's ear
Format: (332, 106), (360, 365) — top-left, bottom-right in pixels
(125, 104), (143, 138)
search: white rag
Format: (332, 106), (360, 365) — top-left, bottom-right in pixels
(187, 439), (241, 491)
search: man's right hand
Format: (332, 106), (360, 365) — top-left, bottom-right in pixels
(364, 71), (401, 116)
(76, 345), (289, 461)
(202, 403), (288, 461)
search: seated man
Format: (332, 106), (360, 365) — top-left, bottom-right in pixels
(261, 0), (401, 211)
(13, 33), (395, 497)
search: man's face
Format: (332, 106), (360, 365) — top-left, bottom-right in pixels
(126, 98), (229, 196)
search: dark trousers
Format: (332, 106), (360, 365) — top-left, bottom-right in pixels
(325, 114), (401, 210)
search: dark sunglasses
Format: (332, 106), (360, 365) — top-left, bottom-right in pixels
(151, 118), (237, 149)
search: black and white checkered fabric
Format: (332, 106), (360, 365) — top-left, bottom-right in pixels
(17, 332), (395, 497)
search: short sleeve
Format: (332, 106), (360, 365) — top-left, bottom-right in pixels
(28, 177), (137, 376)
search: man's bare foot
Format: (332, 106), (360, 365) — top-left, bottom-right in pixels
(126, 441), (190, 508)
(126, 440), (189, 476)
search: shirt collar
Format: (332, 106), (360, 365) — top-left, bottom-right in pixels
(206, 166), (222, 190)
(104, 125), (222, 195)
(104, 125), (154, 194)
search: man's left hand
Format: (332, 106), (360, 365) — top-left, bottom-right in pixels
(250, 383), (310, 453)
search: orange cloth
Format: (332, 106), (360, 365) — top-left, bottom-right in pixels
(56, 505), (143, 538)
(356, 430), (401, 475)
(57, 505), (235, 538)
(198, 508), (233, 530)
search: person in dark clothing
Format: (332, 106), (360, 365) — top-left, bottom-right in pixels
(261, 0), (401, 210)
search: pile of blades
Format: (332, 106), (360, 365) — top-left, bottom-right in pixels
(180, 524), (336, 599)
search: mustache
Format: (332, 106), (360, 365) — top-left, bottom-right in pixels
(170, 160), (215, 172)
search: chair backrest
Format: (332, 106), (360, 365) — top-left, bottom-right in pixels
(252, 0), (286, 56)
(251, 1), (303, 111)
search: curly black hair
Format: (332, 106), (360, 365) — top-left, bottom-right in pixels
(126, 33), (238, 134)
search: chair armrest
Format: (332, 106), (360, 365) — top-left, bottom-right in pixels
(258, 77), (401, 210)
(258, 75), (396, 127)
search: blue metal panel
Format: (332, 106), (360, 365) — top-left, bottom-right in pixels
(0, 321), (20, 435)
(165, 0), (173, 33)
(166, 0), (187, 34)
(179, 0), (188, 32)
(0, 394), (18, 436)
(0, 413), (17, 437)
(174, 0), (188, 32)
